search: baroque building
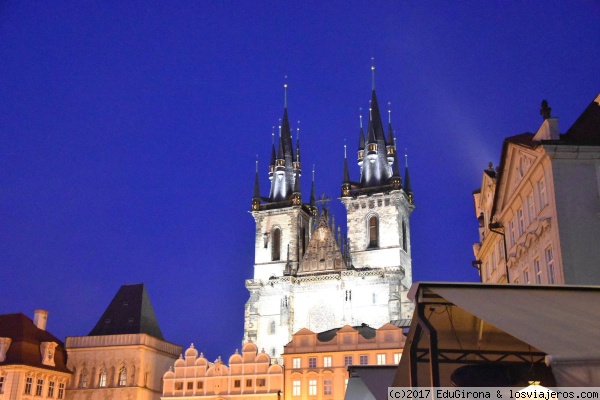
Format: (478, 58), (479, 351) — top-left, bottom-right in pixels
(65, 284), (181, 400)
(161, 342), (283, 399)
(0, 310), (71, 400)
(472, 94), (600, 284)
(244, 69), (415, 359)
(282, 324), (404, 400)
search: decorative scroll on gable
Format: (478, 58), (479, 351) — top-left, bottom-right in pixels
(297, 210), (346, 274)
(0, 337), (11, 362)
(40, 341), (58, 366)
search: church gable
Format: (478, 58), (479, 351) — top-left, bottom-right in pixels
(495, 137), (538, 214)
(297, 210), (346, 275)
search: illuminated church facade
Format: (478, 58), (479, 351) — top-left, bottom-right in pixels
(244, 70), (415, 359)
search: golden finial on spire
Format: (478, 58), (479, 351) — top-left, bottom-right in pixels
(284, 75), (288, 108)
(359, 107), (363, 129)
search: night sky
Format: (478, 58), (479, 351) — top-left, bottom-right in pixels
(1, 2), (599, 361)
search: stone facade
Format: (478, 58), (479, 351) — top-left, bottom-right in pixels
(161, 342), (283, 399)
(66, 334), (181, 400)
(473, 95), (600, 285)
(245, 77), (415, 360)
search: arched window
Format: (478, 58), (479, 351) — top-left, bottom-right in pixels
(79, 369), (88, 388)
(270, 320), (276, 335)
(368, 216), (379, 248)
(271, 228), (281, 261)
(98, 370), (107, 387)
(118, 367), (127, 386)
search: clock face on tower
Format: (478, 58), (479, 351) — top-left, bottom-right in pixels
(309, 304), (335, 333)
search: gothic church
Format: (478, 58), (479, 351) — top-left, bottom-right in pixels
(244, 69), (415, 358)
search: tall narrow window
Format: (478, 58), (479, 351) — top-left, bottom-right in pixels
(377, 354), (386, 365)
(534, 258), (542, 284)
(292, 380), (301, 397)
(269, 320), (276, 334)
(538, 179), (548, 209)
(272, 228), (281, 261)
(58, 383), (65, 399)
(523, 268), (530, 284)
(36, 379), (44, 396)
(0, 376), (4, 394)
(323, 356), (332, 368)
(99, 370), (107, 387)
(508, 221), (516, 246)
(323, 380), (332, 395)
(546, 246), (555, 284)
(48, 381), (55, 397)
(402, 220), (407, 251)
(368, 216), (379, 248)
(309, 379), (317, 396)
(79, 369), (88, 388)
(25, 377), (32, 394)
(517, 208), (524, 237)
(118, 367), (127, 386)
(526, 193), (535, 224)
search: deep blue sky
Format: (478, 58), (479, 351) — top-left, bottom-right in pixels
(1, 2), (599, 361)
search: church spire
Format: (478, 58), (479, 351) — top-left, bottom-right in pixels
(252, 158), (261, 211)
(269, 82), (297, 202)
(310, 165), (317, 214)
(342, 143), (351, 197)
(404, 151), (413, 204)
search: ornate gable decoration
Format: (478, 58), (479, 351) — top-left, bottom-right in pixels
(512, 150), (536, 190)
(497, 146), (537, 213)
(40, 341), (58, 366)
(0, 337), (11, 362)
(298, 211), (346, 274)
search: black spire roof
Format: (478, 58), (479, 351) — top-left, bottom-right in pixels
(404, 163), (412, 195)
(342, 156), (350, 183)
(253, 168), (260, 199)
(88, 283), (164, 340)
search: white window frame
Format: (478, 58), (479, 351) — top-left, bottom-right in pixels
(309, 379), (317, 396)
(323, 356), (332, 368)
(534, 258), (542, 284)
(538, 179), (547, 209)
(308, 357), (317, 368)
(546, 246), (555, 284)
(377, 353), (386, 365)
(292, 357), (301, 369)
(292, 380), (301, 397)
(324, 379), (332, 395)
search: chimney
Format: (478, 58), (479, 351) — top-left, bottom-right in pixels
(33, 310), (48, 331)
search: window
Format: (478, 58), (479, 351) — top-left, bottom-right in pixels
(272, 228), (281, 261)
(359, 355), (368, 365)
(372, 293), (377, 304)
(377, 353), (386, 365)
(309, 379), (317, 395)
(534, 258), (542, 283)
(118, 367), (127, 386)
(523, 268), (530, 284)
(323, 356), (332, 368)
(498, 241), (505, 260)
(292, 357), (301, 368)
(257, 379), (265, 387)
(48, 381), (55, 397)
(526, 193), (535, 224)
(234, 380), (241, 388)
(394, 353), (402, 364)
(79, 369), (88, 388)
(0, 376), (4, 394)
(484, 262), (490, 281)
(58, 383), (65, 399)
(25, 377), (32, 394)
(538, 179), (548, 209)
(509, 221), (515, 246)
(324, 379), (332, 395)
(491, 251), (497, 273)
(308, 357), (317, 368)
(293, 380), (301, 396)
(197, 381), (204, 389)
(246, 379), (253, 387)
(344, 355), (353, 366)
(546, 246), (555, 284)
(99, 370), (107, 387)
(175, 382), (183, 390)
(187, 382), (193, 390)
(368, 216), (379, 248)
(516, 209), (524, 237)
(36, 379), (44, 396)
(402, 220), (407, 251)
(270, 320), (276, 335)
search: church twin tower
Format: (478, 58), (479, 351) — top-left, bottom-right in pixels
(245, 69), (415, 358)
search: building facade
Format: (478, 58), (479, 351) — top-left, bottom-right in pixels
(65, 284), (181, 400)
(282, 324), (404, 400)
(161, 342), (283, 399)
(244, 70), (415, 359)
(0, 310), (71, 400)
(473, 95), (600, 284)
